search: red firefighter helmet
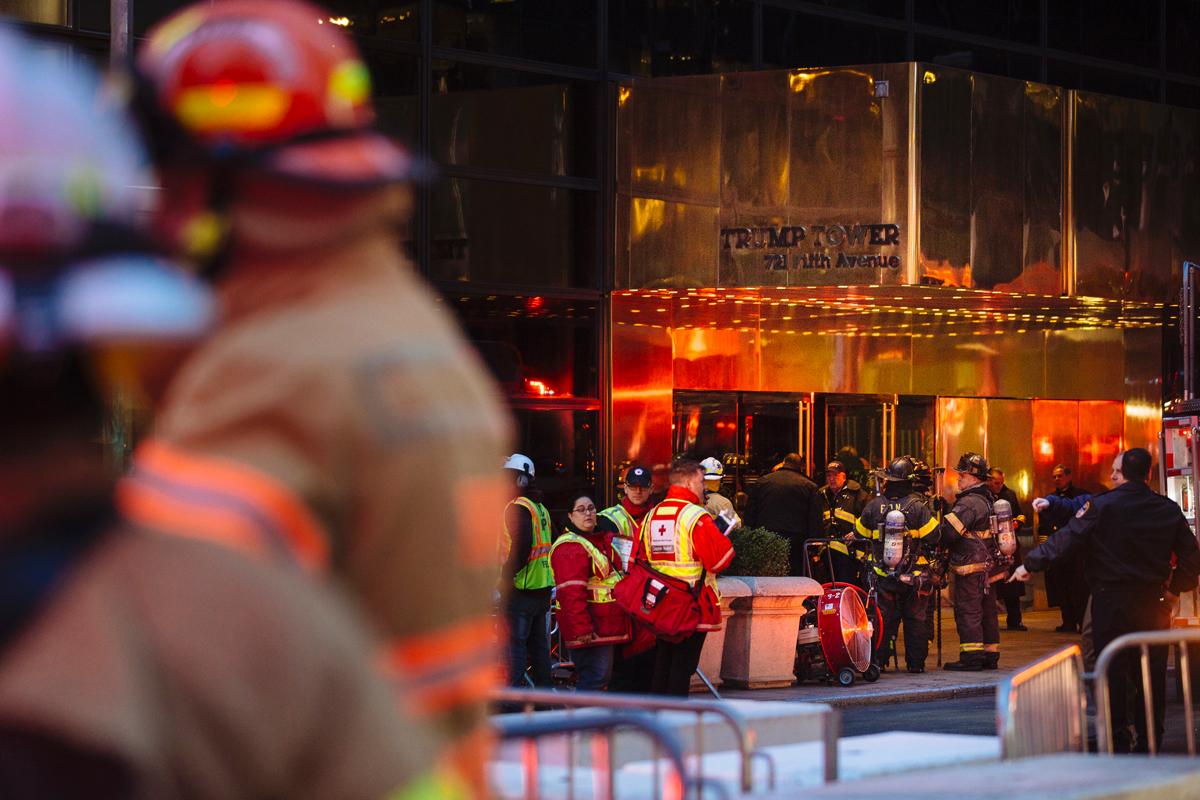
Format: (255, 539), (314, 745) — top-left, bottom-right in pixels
(137, 0), (411, 185)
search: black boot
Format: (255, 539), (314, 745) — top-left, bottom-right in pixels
(983, 655), (999, 670)
(906, 663), (925, 674)
(943, 658), (984, 672)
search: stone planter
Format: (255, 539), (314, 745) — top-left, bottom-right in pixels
(719, 576), (825, 689)
(690, 577), (753, 692)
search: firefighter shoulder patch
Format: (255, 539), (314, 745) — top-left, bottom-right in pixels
(1075, 501), (1090, 519)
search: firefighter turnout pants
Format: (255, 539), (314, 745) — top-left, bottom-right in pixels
(952, 568), (999, 666)
(875, 581), (928, 669)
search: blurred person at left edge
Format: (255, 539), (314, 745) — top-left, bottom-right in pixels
(0, 26), (446, 798)
(117, 2), (512, 792)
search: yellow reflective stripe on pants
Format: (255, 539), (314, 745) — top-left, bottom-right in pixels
(960, 642), (984, 652)
(983, 643), (1000, 653)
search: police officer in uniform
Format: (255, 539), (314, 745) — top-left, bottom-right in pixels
(937, 453), (1000, 671)
(820, 459), (872, 585)
(854, 457), (939, 673)
(1012, 448), (1200, 752)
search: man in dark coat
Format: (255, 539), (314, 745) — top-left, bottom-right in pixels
(745, 453), (824, 577)
(1040, 465), (1088, 633)
(1012, 448), (1200, 753)
(988, 467), (1029, 631)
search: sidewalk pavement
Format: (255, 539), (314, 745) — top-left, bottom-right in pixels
(719, 608), (1082, 707)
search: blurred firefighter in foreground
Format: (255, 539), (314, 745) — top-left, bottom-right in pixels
(117, 0), (511, 789)
(0, 28), (440, 797)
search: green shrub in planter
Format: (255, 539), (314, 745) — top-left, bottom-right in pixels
(727, 526), (790, 577)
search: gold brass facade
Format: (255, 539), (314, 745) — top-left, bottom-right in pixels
(612, 63), (1187, 495)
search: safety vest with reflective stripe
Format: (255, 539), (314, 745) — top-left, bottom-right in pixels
(550, 533), (622, 604)
(598, 504), (637, 571)
(640, 499), (710, 585)
(505, 497), (554, 590)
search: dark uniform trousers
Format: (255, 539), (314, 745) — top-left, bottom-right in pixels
(875, 580), (929, 668)
(1092, 587), (1170, 752)
(953, 568), (1000, 665)
(651, 632), (706, 697)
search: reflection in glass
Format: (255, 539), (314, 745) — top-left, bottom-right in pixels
(914, 0), (1039, 43)
(431, 178), (597, 287)
(919, 68), (1062, 293)
(435, 0), (595, 68)
(432, 64), (597, 177)
(609, 0), (753, 77)
(0, 0), (67, 25)
(1047, 0), (1158, 69)
(442, 294), (598, 400)
(510, 409), (599, 515)
(364, 47), (418, 147)
(761, 9), (906, 69)
(1073, 92), (1200, 300)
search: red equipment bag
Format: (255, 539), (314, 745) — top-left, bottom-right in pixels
(612, 559), (702, 643)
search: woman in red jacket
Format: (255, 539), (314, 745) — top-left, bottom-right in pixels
(550, 493), (631, 690)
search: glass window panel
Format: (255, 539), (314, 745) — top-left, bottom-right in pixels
(324, 1), (418, 41)
(609, 0), (755, 78)
(432, 64), (598, 177)
(915, 36), (1040, 82)
(444, 293), (599, 399)
(509, 409), (600, 514)
(362, 47), (418, 148)
(1047, 59), (1159, 102)
(764, 0), (904, 18)
(434, 0), (595, 67)
(0, 0), (67, 24)
(915, 0), (1040, 43)
(1167, 81), (1200, 111)
(1048, 0), (1159, 69)
(1167, 1), (1200, 76)
(134, 0), (204, 36)
(762, 10), (907, 69)
(75, 0), (109, 31)
(431, 178), (598, 288)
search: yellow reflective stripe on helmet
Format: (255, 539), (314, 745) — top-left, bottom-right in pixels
(175, 83), (291, 134)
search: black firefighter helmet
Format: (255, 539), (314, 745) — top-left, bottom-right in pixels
(954, 452), (989, 480)
(910, 458), (934, 492)
(877, 455), (918, 483)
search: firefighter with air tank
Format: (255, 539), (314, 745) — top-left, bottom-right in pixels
(934, 453), (1018, 671)
(852, 456), (940, 673)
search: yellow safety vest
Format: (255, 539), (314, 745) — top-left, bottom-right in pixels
(550, 532), (622, 604)
(639, 498), (720, 602)
(597, 504), (637, 571)
(504, 497), (554, 590)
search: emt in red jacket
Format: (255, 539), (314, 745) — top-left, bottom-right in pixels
(635, 458), (735, 696)
(550, 493), (631, 690)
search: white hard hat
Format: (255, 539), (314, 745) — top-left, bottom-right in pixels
(700, 457), (724, 481)
(503, 453), (535, 477)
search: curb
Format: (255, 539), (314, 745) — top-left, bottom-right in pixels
(819, 681), (999, 708)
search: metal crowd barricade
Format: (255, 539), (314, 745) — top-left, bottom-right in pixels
(491, 687), (802, 795)
(493, 711), (706, 800)
(996, 644), (1088, 759)
(1093, 628), (1200, 756)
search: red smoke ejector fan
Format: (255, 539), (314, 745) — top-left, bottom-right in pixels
(815, 585), (876, 686)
